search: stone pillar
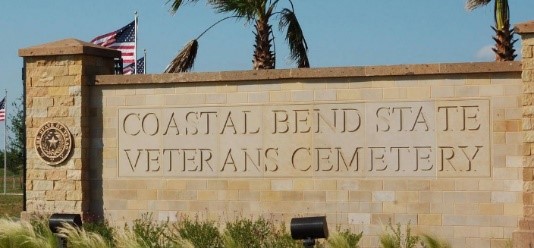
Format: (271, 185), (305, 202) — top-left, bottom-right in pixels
(515, 21), (534, 248)
(18, 39), (119, 219)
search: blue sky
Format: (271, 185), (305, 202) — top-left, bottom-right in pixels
(1, 0), (534, 148)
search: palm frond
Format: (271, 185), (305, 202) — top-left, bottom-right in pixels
(279, 8), (309, 68)
(266, 0), (280, 17)
(167, 0), (201, 14)
(466, 0), (491, 11)
(208, 0), (260, 20)
(165, 40), (199, 73)
(196, 15), (240, 40)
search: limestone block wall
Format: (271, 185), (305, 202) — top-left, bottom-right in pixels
(92, 63), (522, 247)
(514, 21), (534, 247)
(19, 39), (118, 217)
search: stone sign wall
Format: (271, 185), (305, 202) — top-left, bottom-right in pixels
(92, 67), (521, 248)
(19, 22), (534, 247)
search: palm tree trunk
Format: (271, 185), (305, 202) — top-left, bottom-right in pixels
(492, 23), (516, 61)
(253, 18), (275, 70)
(492, 0), (516, 61)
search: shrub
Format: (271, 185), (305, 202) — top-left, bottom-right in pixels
(223, 218), (271, 248)
(264, 224), (301, 248)
(379, 220), (450, 248)
(379, 221), (419, 248)
(131, 212), (175, 248)
(222, 217), (301, 248)
(174, 217), (222, 248)
(223, 218), (302, 248)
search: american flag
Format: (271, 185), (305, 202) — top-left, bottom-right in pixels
(90, 21), (136, 73)
(124, 57), (145, 75)
(0, 98), (5, 122)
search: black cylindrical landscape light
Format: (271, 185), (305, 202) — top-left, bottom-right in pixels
(290, 216), (329, 248)
(49, 213), (82, 248)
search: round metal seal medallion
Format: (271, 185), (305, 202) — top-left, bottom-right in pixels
(35, 122), (73, 165)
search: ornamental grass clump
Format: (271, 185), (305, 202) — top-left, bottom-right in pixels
(0, 218), (56, 248)
(82, 219), (115, 247)
(57, 223), (110, 248)
(326, 229), (363, 248)
(114, 227), (193, 248)
(419, 234), (451, 248)
(113, 228), (148, 248)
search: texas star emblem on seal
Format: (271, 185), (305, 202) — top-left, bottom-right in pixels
(35, 122), (73, 165)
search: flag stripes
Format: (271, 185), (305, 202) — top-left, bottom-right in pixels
(90, 21), (136, 73)
(0, 98), (5, 122)
(124, 57), (145, 75)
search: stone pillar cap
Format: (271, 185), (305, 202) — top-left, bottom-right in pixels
(515, 20), (534, 35)
(19, 38), (121, 58)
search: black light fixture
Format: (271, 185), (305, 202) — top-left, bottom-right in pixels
(49, 213), (82, 248)
(290, 216), (329, 248)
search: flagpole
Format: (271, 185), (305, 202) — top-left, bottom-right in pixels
(134, 11), (138, 74)
(3, 89), (7, 195)
(144, 49), (147, 74)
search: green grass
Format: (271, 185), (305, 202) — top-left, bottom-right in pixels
(0, 194), (23, 218)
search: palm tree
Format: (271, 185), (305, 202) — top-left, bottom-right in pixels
(165, 0), (309, 72)
(466, 0), (517, 61)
